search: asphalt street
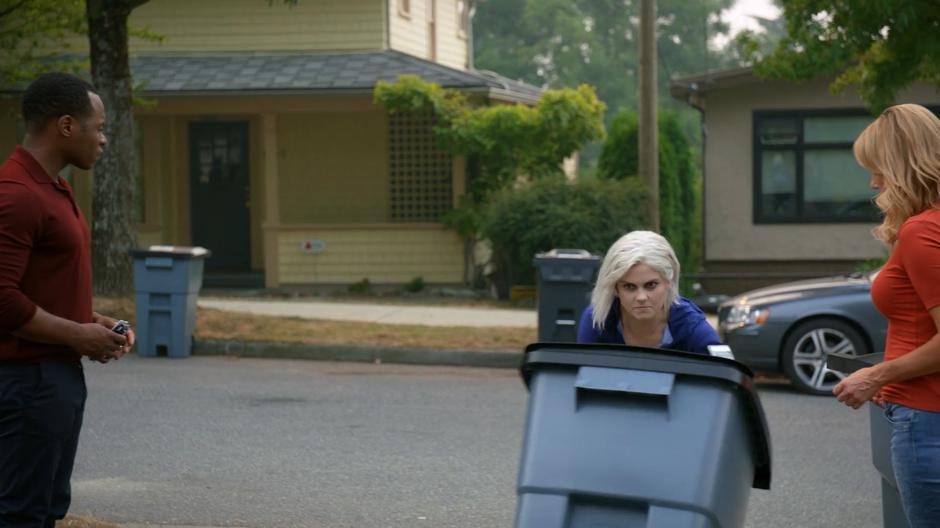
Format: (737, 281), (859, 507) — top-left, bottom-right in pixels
(71, 355), (881, 528)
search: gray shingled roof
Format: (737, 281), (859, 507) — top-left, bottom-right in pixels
(129, 50), (542, 104)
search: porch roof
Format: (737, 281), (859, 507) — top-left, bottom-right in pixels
(668, 66), (757, 106)
(129, 50), (543, 104)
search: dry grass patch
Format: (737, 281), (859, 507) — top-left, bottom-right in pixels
(56, 514), (121, 528)
(92, 297), (136, 324)
(94, 297), (535, 351)
(196, 308), (534, 351)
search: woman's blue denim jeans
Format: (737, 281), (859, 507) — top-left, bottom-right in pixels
(884, 402), (940, 528)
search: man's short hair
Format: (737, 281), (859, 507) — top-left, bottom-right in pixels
(21, 72), (98, 133)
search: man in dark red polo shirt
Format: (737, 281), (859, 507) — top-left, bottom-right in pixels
(0, 72), (136, 527)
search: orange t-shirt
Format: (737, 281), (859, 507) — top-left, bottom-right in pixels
(871, 208), (940, 412)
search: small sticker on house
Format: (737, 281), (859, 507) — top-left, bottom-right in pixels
(300, 240), (327, 254)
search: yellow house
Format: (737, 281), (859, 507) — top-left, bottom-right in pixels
(670, 67), (940, 294)
(0, 0), (540, 289)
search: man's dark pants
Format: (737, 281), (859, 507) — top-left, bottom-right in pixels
(0, 362), (86, 528)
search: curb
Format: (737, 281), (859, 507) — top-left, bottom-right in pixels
(191, 340), (523, 369)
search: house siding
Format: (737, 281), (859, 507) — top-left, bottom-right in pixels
(120, 0), (385, 53)
(389, 0), (468, 69)
(704, 77), (940, 263)
(136, 116), (172, 249)
(277, 226), (464, 283)
(433, 0), (469, 70)
(2, 88), (468, 287)
(276, 111), (389, 224)
(389, 0), (429, 61)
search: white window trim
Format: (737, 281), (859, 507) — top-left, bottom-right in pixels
(457, 1), (469, 40)
(398, 0), (411, 19)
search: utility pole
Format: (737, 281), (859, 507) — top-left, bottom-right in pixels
(639, 0), (659, 231)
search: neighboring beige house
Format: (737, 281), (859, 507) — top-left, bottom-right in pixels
(0, 0), (540, 289)
(670, 67), (940, 294)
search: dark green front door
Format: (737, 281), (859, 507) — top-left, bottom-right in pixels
(189, 121), (250, 271)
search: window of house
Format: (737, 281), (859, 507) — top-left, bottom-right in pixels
(457, 0), (470, 39)
(398, 0), (410, 18)
(753, 111), (878, 223)
(388, 112), (453, 222)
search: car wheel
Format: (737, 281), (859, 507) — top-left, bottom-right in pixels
(781, 318), (869, 395)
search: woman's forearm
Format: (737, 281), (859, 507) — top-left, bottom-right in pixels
(872, 333), (940, 386)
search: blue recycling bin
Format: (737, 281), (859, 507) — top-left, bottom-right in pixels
(131, 246), (211, 358)
(516, 343), (772, 528)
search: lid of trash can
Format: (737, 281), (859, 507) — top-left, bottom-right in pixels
(532, 249), (600, 266)
(520, 343), (773, 490)
(535, 248), (598, 259)
(827, 352), (884, 374)
(130, 245), (212, 259)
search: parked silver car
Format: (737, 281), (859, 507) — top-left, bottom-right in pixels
(718, 270), (887, 395)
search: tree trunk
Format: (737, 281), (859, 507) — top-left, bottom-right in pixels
(86, 0), (146, 296)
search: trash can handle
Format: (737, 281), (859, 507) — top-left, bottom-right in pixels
(575, 366), (674, 397)
(144, 257), (174, 269)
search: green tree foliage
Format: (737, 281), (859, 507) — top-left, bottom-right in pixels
(746, 0), (940, 112)
(0, 0), (86, 85)
(472, 0), (734, 116)
(597, 110), (639, 180)
(370, 74), (467, 120)
(481, 177), (648, 296)
(375, 75), (605, 206)
(375, 76), (607, 292)
(597, 108), (700, 282)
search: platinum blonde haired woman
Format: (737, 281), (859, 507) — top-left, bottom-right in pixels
(576, 230), (720, 354)
(834, 104), (940, 528)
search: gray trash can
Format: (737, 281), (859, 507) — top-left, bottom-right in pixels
(131, 245), (211, 358)
(516, 343), (772, 528)
(828, 352), (909, 528)
(533, 249), (601, 342)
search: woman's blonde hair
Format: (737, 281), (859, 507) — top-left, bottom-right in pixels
(853, 104), (940, 245)
(590, 230), (680, 329)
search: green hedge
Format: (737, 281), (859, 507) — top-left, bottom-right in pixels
(597, 108), (701, 287)
(480, 176), (648, 297)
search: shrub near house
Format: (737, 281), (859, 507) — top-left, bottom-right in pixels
(480, 177), (648, 297)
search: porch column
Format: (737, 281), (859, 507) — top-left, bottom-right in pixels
(262, 112), (280, 288)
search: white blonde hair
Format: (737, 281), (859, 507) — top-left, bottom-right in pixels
(590, 230), (680, 329)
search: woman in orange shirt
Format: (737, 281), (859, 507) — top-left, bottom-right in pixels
(834, 104), (940, 527)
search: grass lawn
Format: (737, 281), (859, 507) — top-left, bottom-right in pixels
(93, 297), (535, 352)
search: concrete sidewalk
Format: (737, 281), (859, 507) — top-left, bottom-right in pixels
(198, 296), (717, 329)
(192, 296), (718, 369)
(198, 297), (538, 328)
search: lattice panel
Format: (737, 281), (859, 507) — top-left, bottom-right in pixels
(388, 112), (453, 222)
